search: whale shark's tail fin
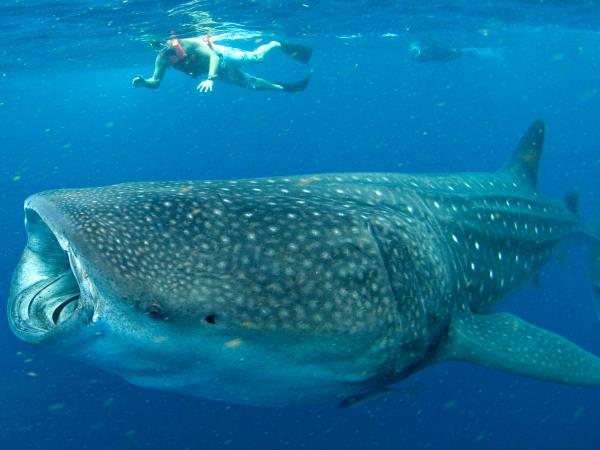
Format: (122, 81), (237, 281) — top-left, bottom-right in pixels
(588, 217), (600, 319)
(501, 120), (545, 191)
(437, 312), (600, 385)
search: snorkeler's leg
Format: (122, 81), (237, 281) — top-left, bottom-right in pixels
(220, 69), (282, 91)
(226, 69), (308, 92)
(250, 41), (313, 64)
(244, 73), (310, 92)
(228, 41), (312, 65)
(247, 41), (282, 62)
(244, 74), (285, 90)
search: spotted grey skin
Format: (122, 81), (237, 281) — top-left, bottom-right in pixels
(8, 121), (600, 406)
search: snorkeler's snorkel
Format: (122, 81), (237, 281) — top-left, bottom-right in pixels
(150, 32), (187, 63)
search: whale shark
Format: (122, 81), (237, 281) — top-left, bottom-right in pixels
(7, 121), (600, 406)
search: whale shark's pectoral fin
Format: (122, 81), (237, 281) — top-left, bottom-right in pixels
(437, 312), (600, 385)
(338, 384), (422, 408)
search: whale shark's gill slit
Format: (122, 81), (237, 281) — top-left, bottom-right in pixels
(52, 295), (80, 325)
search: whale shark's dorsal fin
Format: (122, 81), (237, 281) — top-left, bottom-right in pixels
(502, 120), (545, 190)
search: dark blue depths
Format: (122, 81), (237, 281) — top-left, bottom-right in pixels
(1, 2), (600, 449)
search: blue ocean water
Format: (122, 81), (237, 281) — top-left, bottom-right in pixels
(1, 1), (600, 449)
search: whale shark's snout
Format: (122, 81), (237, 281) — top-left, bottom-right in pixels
(8, 197), (96, 345)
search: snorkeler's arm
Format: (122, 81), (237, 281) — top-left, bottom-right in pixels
(195, 43), (220, 79)
(132, 54), (168, 89)
(208, 52), (219, 79)
(196, 43), (221, 93)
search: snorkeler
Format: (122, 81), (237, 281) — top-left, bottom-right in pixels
(132, 35), (312, 93)
(409, 41), (498, 63)
(409, 42), (464, 62)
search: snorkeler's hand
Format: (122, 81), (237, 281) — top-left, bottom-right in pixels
(197, 79), (214, 93)
(132, 76), (146, 88)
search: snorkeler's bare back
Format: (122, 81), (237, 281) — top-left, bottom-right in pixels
(170, 39), (214, 78)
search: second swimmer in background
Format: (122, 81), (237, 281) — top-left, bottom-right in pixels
(409, 41), (499, 62)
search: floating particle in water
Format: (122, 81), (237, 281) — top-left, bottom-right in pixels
(26, 371), (39, 377)
(224, 338), (243, 348)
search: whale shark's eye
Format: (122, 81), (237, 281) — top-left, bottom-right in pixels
(146, 303), (163, 319)
(205, 314), (217, 324)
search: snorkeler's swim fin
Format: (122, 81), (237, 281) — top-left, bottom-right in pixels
(280, 43), (313, 63)
(278, 77), (310, 92)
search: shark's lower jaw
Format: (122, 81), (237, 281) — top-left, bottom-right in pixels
(8, 207), (88, 345)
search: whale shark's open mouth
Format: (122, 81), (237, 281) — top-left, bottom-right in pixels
(8, 207), (85, 343)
